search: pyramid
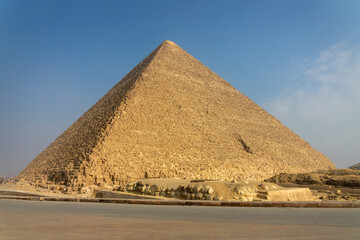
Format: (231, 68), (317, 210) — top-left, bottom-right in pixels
(349, 163), (360, 170)
(19, 40), (335, 190)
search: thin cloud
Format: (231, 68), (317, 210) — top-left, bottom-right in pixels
(264, 42), (360, 168)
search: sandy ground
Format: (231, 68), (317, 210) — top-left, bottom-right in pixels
(0, 183), (86, 198)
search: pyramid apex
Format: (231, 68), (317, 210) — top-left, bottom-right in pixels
(162, 40), (177, 46)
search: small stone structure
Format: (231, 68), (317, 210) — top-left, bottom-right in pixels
(261, 188), (315, 201)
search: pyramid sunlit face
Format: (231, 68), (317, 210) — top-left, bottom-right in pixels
(18, 41), (335, 191)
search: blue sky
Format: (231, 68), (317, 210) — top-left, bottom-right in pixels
(1, 0), (360, 176)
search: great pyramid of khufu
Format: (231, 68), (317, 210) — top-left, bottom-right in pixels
(19, 40), (335, 190)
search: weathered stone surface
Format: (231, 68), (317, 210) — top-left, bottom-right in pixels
(267, 169), (360, 188)
(18, 40), (335, 189)
(264, 188), (315, 201)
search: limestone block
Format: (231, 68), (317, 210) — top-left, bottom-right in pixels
(193, 185), (202, 193)
(265, 188), (315, 201)
(186, 184), (195, 193)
